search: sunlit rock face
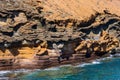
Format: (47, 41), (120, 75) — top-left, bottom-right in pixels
(75, 31), (119, 56)
(0, 0), (120, 69)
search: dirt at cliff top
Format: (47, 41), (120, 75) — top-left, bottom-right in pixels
(0, 0), (120, 47)
(1, 0), (120, 22)
(41, 0), (120, 20)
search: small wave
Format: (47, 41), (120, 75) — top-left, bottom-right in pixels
(76, 61), (100, 67)
(59, 64), (72, 68)
(14, 69), (33, 73)
(0, 71), (11, 74)
(44, 67), (60, 71)
(0, 71), (11, 76)
(0, 77), (9, 80)
(75, 63), (94, 67)
(76, 56), (114, 68)
(92, 61), (101, 64)
(79, 63), (92, 67)
(75, 60), (101, 68)
(96, 56), (113, 62)
(44, 64), (72, 71)
(0, 69), (34, 77)
(110, 54), (113, 57)
(113, 54), (120, 57)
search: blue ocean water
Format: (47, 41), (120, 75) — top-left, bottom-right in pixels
(1, 57), (120, 80)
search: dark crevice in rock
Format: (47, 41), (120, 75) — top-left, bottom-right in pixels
(48, 27), (57, 32)
(0, 17), (7, 22)
(78, 13), (100, 27)
(41, 18), (46, 27)
(31, 24), (37, 29)
(1, 32), (13, 37)
(13, 23), (26, 31)
(9, 49), (20, 56)
(80, 17), (120, 35)
(36, 7), (43, 13)
(0, 11), (9, 18)
(92, 19), (119, 34)
(7, 11), (22, 18)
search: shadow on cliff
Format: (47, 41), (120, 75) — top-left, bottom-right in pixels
(9, 48), (20, 56)
(81, 18), (119, 35)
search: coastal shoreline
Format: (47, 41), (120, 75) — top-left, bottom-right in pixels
(0, 52), (114, 71)
(0, 54), (119, 80)
(0, 0), (120, 72)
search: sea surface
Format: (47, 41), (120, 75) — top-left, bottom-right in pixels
(1, 56), (120, 80)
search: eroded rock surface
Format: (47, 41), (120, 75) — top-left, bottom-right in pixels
(75, 31), (119, 55)
(0, 0), (120, 69)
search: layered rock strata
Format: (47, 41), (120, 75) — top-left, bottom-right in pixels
(0, 0), (120, 69)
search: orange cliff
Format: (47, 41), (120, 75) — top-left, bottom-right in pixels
(75, 31), (119, 54)
(0, 0), (120, 69)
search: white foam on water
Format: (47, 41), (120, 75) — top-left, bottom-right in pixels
(75, 62), (95, 68)
(96, 56), (113, 62)
(59, 64), (72, 68)
(0, 71), (11, 74)
(44, 64), (72, 71)
(44, 67), (60, 71)
(14, 69), (33, 73)
(44, 65), (72, 71)
(0, 69), (35, 77)
(92, 61), (101, 64)
(0, 77), (9, 80)
(113, 54), (120, 57)
(0, 71), (11, 76)
(75, 56), (114, 68)
(79, 63), (92, 67)
(110, 54), (113, 57)
(33, 69), (41, 72)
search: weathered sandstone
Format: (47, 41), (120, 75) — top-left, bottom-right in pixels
(0, 0), (120, 69)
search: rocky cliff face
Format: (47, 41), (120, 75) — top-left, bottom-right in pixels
(0, 0), (120, 69)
